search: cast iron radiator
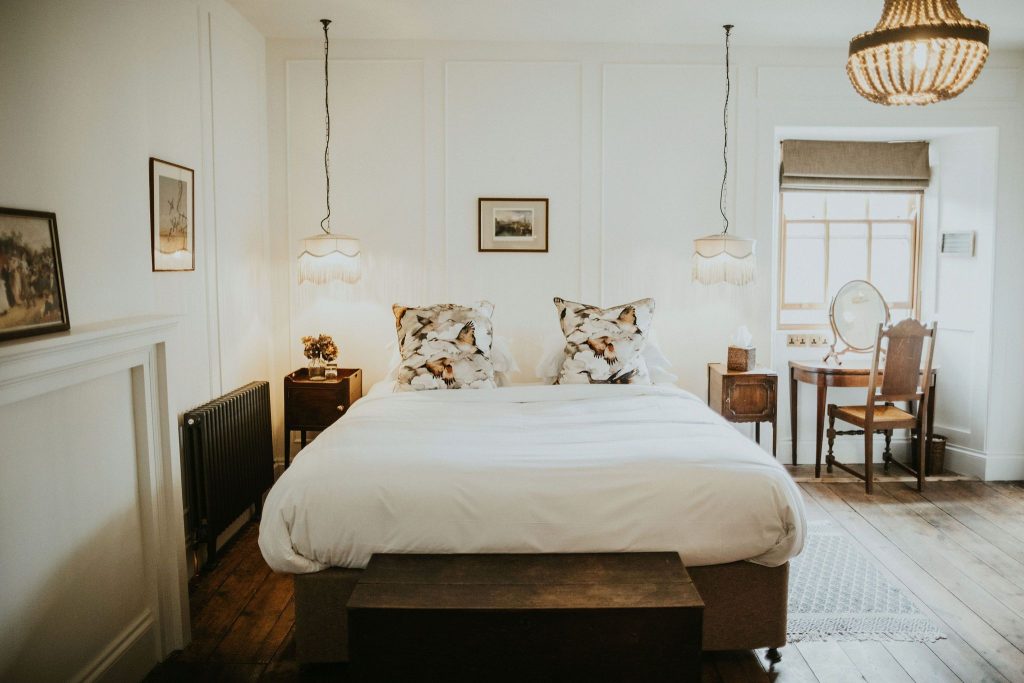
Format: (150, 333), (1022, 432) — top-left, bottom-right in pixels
(183, 381), (274, 566)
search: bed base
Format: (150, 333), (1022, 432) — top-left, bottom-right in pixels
(292, 559), (788, 663)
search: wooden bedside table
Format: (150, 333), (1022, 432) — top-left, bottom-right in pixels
(707, 363), (778, 456)
(284, 368), (362, 467)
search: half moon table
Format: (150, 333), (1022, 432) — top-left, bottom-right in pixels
(788, 360), (937, 475)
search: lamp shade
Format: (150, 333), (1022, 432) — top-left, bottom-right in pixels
(847, 0), (989, 106)
(298, 233), (361, 285)
(692, 233), (756, 286)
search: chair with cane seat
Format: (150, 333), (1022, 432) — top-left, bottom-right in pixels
(823, 319), (937, 494)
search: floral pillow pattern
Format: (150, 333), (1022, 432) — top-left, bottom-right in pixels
(553, 297), (654, 385)
(393, 301), (497, 391)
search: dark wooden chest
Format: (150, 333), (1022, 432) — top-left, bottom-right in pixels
(346, 552), (704, 682)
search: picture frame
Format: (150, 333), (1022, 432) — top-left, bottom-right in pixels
(478, 197), (549, 253)
(149, 157), (195, 271)
(0, 207), (70, 342)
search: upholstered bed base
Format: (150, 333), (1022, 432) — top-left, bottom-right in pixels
(292, 560), (789, 663)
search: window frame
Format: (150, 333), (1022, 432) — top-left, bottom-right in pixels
(777, 189), (923, 330)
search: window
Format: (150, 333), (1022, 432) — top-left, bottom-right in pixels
(778, 191), (921, 328)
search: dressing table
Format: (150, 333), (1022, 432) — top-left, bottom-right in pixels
(789, 280), (937, 473)
(788, 361), (937, 473)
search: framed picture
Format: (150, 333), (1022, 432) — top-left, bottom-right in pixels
(478, 197), (549, 253)
(149, 157), (195, 271)
(0, 207), (70, 342)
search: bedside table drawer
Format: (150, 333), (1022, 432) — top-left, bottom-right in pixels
(285, 387), (347, 426)
(722, 376), (776, 421)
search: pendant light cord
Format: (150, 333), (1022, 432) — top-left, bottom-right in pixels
(720, 24), (732, 235)
(320, 19), (332, 235)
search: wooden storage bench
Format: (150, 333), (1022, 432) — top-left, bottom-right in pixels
(345, 552), (705, 682)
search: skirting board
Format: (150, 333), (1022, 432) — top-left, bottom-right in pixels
(946, 444), (1024, 481)
(781, 437), (1024, 481)
(73, 611), (156, 683)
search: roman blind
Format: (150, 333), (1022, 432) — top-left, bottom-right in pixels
(780, 140), (930, 191)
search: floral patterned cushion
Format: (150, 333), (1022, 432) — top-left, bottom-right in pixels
(553, 297), (654, 385)
(393, 301), (497, 390)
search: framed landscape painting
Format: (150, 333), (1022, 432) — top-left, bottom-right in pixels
(478, 197), (549, 253)
(150, 157), (195, 271)
(0, 207), (70, 342)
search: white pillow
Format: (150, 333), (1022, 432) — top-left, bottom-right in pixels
(489, 335), (521, 375)
(535, 330), (677, 385)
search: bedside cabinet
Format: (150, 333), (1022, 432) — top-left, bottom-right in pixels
(707, 363), (778, 456)
(284, 368), (362, 467)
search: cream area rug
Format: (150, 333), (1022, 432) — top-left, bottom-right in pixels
(787, 521), (945, 643)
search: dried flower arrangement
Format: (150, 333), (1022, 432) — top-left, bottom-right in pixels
(301, 334), (339, 362)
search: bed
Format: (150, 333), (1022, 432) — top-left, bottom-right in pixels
(259, 382), (806, 662)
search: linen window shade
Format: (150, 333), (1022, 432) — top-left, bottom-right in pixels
(780, 140), (930, 191)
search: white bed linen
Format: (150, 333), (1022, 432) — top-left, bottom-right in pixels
(259, 384), (806, 574)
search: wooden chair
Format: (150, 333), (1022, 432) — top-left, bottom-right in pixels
(822, 319), (937, 494)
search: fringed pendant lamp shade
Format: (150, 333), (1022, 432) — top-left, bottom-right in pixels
(298, 234), (361, 284)
(693, 234), (755, 286)
(847, 0), (989, 106)
(692, 25), (756, 286)
(298, 19), (362, 286)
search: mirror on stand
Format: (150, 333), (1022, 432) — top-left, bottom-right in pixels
(823, 280), (890, 365)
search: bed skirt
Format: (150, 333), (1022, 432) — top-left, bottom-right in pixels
(292, 560), (789, 662)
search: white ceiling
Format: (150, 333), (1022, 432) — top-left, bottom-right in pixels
(228, 0), (1024, 48)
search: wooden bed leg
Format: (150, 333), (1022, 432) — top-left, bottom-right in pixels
(766, 647), (782, 668)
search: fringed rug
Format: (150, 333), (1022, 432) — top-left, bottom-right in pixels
(787, 521), (945, 643)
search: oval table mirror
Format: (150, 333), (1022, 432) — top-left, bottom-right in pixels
(823, 280), (890, 365)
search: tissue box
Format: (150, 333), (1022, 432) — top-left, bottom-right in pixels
(727, 346), (756, 372)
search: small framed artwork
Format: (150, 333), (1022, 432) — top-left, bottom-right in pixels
(478, 197), (549, 253)
(0, 207), (70, 342)
(149, 157), (195, 271)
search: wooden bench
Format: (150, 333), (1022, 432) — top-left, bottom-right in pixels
(346, 552), (705, 682)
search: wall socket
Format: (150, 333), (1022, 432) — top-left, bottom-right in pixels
(787, 334), (830, 347)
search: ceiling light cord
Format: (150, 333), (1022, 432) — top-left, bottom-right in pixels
(320, 19), (332, 236)
(719, 24), (732, 235)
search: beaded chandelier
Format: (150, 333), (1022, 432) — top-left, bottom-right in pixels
(847, 0), (989, 106)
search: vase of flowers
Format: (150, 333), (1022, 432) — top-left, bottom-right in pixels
(302, 334), (339, 381)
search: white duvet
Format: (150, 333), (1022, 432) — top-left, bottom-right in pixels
(259, 384), (806, 574)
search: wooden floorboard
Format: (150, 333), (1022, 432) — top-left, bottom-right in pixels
(881, 483), (1024, 591)
(883, 641), (960, 682)
(839, 484), (1024, 644)
(147, 480), (1024, 682)
(797, 641), (868, 683)
(803, 483), (1019, 682)
(839, 641), (914, 683)
(919, 483), (1024, 567)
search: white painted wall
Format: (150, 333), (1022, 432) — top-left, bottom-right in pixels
(929, 131), (999, 471)
(268, 39), (1024, 478)
(207, 7), (273, 392)
(1, 372), (146, 682)
(0, 0), (270, 678)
